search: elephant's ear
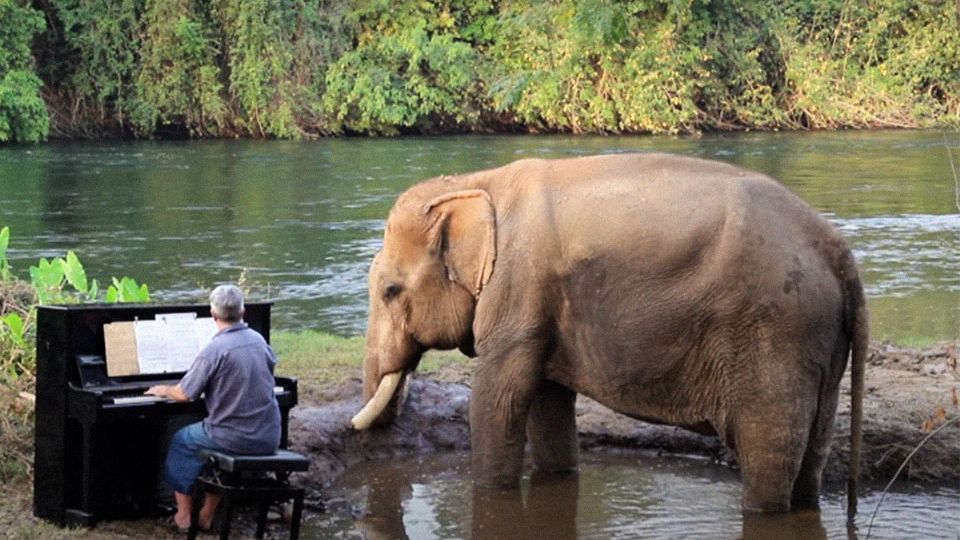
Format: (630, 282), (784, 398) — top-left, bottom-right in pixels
(424, 189), (496, 297)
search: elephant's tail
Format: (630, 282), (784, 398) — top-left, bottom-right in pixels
(843, 248), (868, 520)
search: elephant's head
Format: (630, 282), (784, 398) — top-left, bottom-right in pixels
(351, 186), (496, 429)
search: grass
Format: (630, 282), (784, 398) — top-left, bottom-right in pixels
(271, 330), (471, 395)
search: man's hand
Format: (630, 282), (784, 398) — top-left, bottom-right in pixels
(144, 384), (190, 402)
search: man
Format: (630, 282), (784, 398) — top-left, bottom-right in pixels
(146, 284), (281, 532)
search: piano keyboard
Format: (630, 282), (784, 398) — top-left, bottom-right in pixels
(110, 386), (286, 405)
(112, 395), (164, 405)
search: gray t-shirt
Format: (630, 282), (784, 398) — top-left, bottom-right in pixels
(179, 322), (281, 454)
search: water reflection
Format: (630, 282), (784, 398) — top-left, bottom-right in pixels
(471, 474), (580, 540)
(309, 452), (959, 539)
(741, 512), (830, 540)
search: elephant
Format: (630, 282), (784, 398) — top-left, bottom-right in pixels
(351, 153), (867, 515)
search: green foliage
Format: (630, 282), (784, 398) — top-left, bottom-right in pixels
(27, 251), (147, 305)
(50, 0), (141, 131)
(322, 0), (489, 134)
(1, 313), (25, 348)
(323, 25), (480, 134)
(0, 1), (48, 142)
(133, 0), (227, 136)
(29, 253), (95, 304)
(1, 227), (150, 384)
(780, 0), (960, 128)
(0, 0), (44, 74)
(105, 276), (150, 303)
(0, 226), (11, 280)
(213, 0), (303, 138)
(8, 0), (960, 138)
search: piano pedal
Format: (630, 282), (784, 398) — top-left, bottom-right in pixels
(156, 502), (176, 517)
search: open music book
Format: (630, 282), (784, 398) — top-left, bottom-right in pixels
(103, 312), (219, 376)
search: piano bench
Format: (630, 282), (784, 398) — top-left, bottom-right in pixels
(188, 449), (310, 540)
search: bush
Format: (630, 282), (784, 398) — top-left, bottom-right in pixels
(7, 0), (960, 139)
(0, 226), (150, 384)
(0, 0), (48, 142)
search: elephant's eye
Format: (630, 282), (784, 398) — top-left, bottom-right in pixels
(383, 284), (403, 301)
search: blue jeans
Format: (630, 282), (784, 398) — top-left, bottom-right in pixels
(163, 422), (226, 494)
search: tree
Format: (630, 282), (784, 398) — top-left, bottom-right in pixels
(0, 0), (48, 143)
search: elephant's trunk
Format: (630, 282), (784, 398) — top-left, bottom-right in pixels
(354, 296), (421, 430)
(351, 371), (403, 430)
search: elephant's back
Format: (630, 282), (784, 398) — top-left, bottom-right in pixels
(540, 155), (850, 413)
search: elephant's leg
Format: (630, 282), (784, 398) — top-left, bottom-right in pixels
(792, 351), (845, 509)
(735, 418), (808, 513)
(470, 345), (544, 488)
(733, 386), (816, 513)
(790, 431), (830, 511)
(527, 380), (578, 475)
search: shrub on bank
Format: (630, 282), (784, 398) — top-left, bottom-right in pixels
(2, 0), (956, 141)
(0, 227), (150, 384)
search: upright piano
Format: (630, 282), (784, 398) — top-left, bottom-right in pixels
(33, 302), (298, 527)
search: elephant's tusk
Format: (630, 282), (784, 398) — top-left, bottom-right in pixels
(351, 371), (403, 430)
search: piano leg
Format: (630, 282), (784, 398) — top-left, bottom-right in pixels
(64, 423), (98, 527)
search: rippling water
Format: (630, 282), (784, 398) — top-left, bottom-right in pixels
(309, 452), (960, 539)
(0, 131), (957, 342)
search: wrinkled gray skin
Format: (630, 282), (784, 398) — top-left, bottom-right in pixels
(360, 153), (867, 514)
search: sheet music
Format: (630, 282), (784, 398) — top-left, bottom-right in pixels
(194, 317), (219, 349)
(104, 322), (139, 376)
(157, 313), (201, 372)
(103, 313), (222, 375)
(134, 319), (171, 373)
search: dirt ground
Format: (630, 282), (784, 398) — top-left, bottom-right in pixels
(11, 341), (957, 539)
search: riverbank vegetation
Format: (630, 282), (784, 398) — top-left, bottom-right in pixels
(1, 0), (958, 142)
(0, 227), (150, 487)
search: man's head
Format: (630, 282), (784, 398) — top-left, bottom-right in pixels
(210, 284), (244, 323)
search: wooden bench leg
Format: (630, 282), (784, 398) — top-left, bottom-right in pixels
(219, 495), (234, 540)
(289, 490), (304, 540)
(255, 499), (269, 539)
(188, 484), (203, 540)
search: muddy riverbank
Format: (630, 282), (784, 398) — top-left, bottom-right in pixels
(292, 341), (959, 499)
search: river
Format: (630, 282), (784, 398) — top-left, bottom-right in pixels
(309, 452), (959, 539)
(1, 130), (957, 343)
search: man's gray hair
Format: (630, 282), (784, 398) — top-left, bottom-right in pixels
(210, 284), (244, 323)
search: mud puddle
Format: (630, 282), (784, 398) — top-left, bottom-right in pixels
(303, 452), (959, 539)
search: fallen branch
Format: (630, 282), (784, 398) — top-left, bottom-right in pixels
(865, 414), (960, 539)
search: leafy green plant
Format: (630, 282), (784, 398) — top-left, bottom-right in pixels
(105, 276), (150, 303)
(1, 313), (25, 348)
(1, 227), (150, 384)
(28, 251), (98, 304)
(0, 226), (11, 280)
(27, 251), (148, 305)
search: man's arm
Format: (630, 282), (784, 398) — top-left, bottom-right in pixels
(145, 384), (190, 402)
